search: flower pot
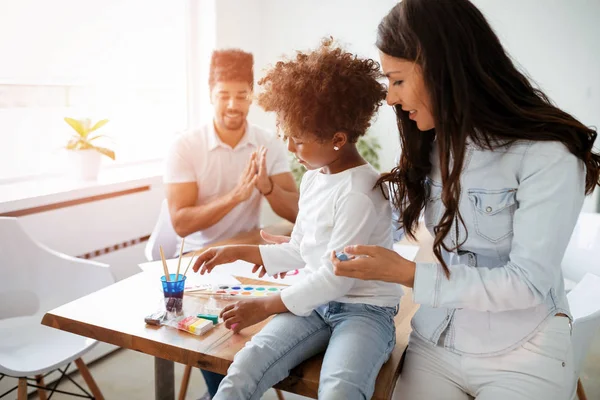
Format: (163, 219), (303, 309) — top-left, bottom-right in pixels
(68, 149), (102, 181)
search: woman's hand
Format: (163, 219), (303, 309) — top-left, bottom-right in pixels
(331, 245), (417, 288)
(251, 264), (287, 279)
(250, 229), (292, 278)
(260, 229), (291, 244)
(192, 246), (238, 274)
(220, 296), (286, 333)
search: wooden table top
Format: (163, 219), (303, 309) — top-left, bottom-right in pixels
(42, 223), (433, 400)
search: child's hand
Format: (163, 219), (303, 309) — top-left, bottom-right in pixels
(219, 298), (274, 333)
(192, 246), (238, 274)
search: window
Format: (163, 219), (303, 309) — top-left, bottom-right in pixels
(0, 0), (188, 181)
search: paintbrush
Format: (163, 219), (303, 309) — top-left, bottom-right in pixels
(175, 238), (185, 280)
(159, 246), (170, 281)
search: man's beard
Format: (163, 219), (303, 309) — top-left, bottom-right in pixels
(222, 111), (245, 130)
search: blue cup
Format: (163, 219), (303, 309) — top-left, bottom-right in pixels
(161, 274), (186, 313)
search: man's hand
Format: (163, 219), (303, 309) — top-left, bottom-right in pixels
(192, 246), (239, 275)
(232, 153), (258, 203)
(254, 146), (273, 195)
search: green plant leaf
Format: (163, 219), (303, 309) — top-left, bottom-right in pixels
(66, 137), (92, 150)
(64, 117), (86, 136)
(82, 118), (92, 134)
(88, 134), (108, 142)
(65, 138), (79, 150)
(89, 119), (109, 133)
(91, 145), (116, 160)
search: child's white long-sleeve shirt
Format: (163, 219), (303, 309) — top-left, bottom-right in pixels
(259, 164), (404, 317)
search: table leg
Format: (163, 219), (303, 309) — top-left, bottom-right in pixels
(155, 357), (175, 400)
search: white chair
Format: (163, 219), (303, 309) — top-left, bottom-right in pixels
(0, 217), (115, 400)
(567, 273), (600, 400)
(560, 212), (600, 400)
(562, 212), (600, 292)
(145, 199), (179, 261)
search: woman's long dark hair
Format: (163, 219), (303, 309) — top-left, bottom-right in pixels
(376, 0), (600, 276)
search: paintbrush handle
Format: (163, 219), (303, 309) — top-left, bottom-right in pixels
(159, 246), (170, 281)
(175, 238), (185, 279)
(183, 255), (195, 277)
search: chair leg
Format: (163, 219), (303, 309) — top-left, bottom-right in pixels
(275, 388), (286, 400)
(74, 357), (105, 400)
(577, 378), (587, 400)
(36, 374), (48, 400)
(17, 377), (27, 400)
(178, 365), (192, 400)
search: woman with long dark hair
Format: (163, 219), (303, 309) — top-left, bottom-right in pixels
(332, 0), (600, 398)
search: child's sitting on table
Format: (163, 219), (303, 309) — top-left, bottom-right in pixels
(192, 38), (403, 400)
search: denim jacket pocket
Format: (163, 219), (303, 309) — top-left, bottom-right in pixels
(468, 188), (517, 242)
(424, 178), (443, 230)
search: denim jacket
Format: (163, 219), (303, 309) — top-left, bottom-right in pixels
(410, 139), (585, 356)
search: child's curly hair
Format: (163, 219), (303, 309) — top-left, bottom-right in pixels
(257, 38), (387, 143)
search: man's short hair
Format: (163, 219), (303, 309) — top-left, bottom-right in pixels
(209, 49), (254, 90)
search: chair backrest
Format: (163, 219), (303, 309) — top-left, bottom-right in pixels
(0, 217), (114, 320)
(567, 273), (600, 379)
(144, 199), (179, 261)
(561, 212), (600, 283)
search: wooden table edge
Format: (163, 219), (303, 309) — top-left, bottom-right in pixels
(41, 221), (429, 400)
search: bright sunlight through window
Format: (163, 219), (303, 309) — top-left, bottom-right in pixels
(0, 0), (188, 181)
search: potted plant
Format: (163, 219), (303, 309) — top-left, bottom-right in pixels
(289, 134), (382, 187)
(64, 117), (115, 180)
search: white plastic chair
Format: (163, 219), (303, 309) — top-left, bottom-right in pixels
(145, 199), (179, 261)
(560, 212), (600, 400)
(567, 273), (600, 400)
(562, 212), (600, 292)
(0, 217), (115, 400)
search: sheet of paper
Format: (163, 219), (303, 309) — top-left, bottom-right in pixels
(139, 257), (308, 288)
(138, 257), (241, 289)
(393, 243), (420, 261)
(207, 259), (308, 285)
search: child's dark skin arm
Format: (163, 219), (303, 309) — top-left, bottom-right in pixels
(192, 244), (291, 332)
(219, 295), (289, 333)
(192, 245), (263, 274)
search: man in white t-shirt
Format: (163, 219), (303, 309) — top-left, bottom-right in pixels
(164, 49), (299, 255)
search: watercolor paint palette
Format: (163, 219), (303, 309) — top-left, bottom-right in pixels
(188, 284), (287, 297)
(184, 282), (213, 292)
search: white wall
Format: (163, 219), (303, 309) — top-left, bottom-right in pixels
(214, 0), (600, 212)
(214, 0), (401, 173)
(473, 0), (600, 210)
(0, 0), (188, 179)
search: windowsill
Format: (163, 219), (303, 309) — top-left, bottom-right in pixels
(0, 160), (164, 214)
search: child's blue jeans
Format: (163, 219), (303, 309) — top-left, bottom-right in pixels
(213, 301), (397, 400)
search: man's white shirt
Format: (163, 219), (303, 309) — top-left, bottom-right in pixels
(164, 122), (290, 253)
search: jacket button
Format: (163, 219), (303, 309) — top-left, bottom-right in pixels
(562, 362), (566, 367)
(485, 206), (492, 213)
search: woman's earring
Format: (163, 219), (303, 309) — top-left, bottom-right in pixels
(334, 146), (339, 151)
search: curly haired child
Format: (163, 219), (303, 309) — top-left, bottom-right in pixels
(192, 38), (404, 400)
